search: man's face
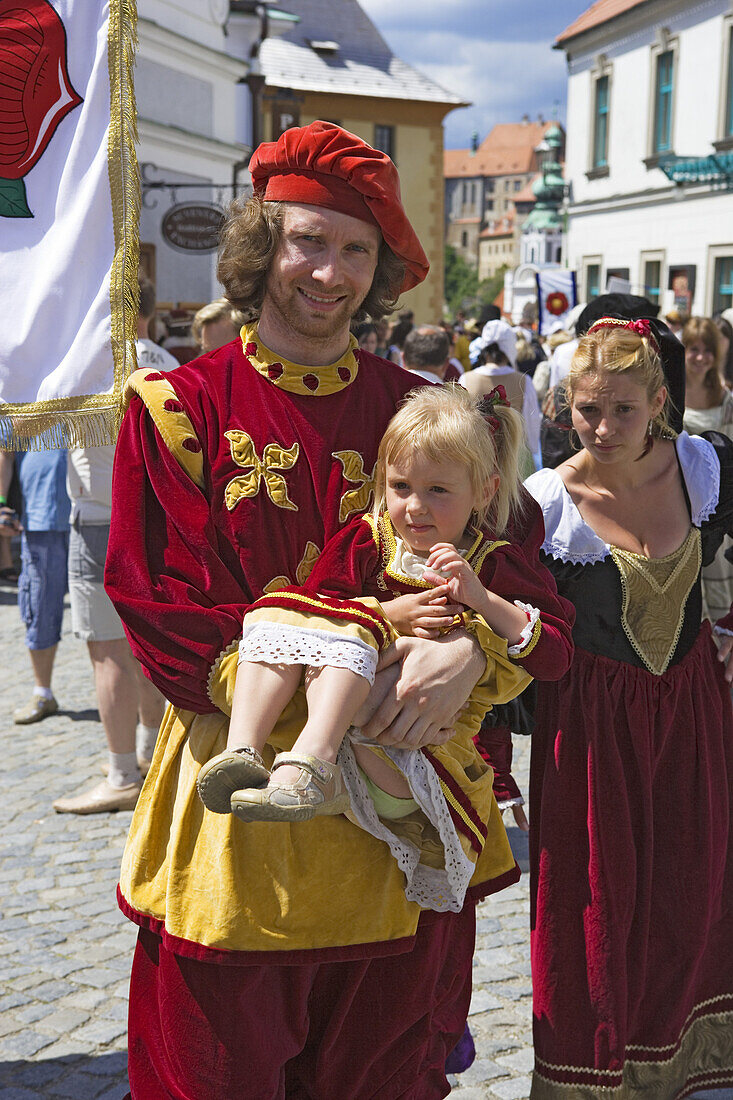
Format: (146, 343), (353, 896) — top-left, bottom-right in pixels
(260, 204), (381, 352)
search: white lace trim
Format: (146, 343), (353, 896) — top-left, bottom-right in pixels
(525, 432), (722, 564)
(206, 637), (241, 707)
(338, 734), (476, 913)
(507, 602), (541, 655)
(238, 623), (377, 684)
(676, 431), (720, 524)
(497, 795), (525, 810)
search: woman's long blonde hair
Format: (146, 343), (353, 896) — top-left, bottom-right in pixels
(372, 384), (525, 537)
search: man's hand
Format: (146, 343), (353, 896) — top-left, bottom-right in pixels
(385, 586), (463, 639)
(356, 630), (485, 748)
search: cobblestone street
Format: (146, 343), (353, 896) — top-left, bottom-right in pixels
(0, 583), (534, 1099)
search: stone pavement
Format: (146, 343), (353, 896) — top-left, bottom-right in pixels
(0, 581), (535, 1099)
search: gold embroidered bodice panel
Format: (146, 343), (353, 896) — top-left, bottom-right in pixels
(609, 527), (701, 676)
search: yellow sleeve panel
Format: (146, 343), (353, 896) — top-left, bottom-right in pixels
(124, 367), (205, 490)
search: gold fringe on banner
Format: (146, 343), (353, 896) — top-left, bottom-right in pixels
(0, 0), (140, 452)
(107, 0), (141, 436)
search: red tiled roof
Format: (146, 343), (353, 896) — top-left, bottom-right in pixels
(444, 121), (555, 179)
(513, 176), (538, 203)
(479, 218), (514, 239)
(556, 0), (650, 44)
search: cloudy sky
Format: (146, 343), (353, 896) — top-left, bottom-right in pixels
(358, 0), (590, 149)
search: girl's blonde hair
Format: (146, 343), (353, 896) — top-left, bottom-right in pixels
(566, 322), (673, 440)
(372, 384), (525, 537)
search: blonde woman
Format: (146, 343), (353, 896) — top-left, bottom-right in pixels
(524, 318), (733, 1098)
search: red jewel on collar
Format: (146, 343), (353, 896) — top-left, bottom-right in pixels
(302, 374), (320, 392)
(144, 372), (164, 382)
(338, 367), (351, 382)
(244, 342), (258, 357)
(164, 399), (184, 413)
(267, 363), (284, 380)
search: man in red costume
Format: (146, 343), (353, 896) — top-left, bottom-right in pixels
(106, 123), (550, 1098)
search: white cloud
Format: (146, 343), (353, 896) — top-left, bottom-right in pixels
(358, 0), (583, 147)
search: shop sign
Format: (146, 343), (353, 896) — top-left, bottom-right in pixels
(161, 203), (225, 253)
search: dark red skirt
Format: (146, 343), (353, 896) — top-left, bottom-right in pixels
(124, 905), (475, 1100)
(529, 623), (733, 1098)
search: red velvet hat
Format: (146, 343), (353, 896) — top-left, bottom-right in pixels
(249, 121), (429, 293)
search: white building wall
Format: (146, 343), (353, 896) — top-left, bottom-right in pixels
(136, 1), (251, 305)
(563, 0), (733, 312)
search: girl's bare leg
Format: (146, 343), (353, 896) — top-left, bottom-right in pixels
(272, 664), (371, 786)
(351, 743), (412, 798)
(227, 661), (303, 753)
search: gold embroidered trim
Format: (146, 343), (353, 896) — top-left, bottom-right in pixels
(240, 324), (359, 396)
(516, 617), (542, 658)
(126, 369), (204, 489)
(263, 541), (321, 593)
(362, 514), (381, 551)
(609, 528), (701, 676)
(531, 1007), (733, 1099)
(224, 430), (299, 512)
(206, 637), (241, 708)
(262, 589), (390, 647)
(379, 512), (507, 590)
(437, 780), (485, 849)
(0, 0), (139, 451)
(333, 451), (377, 522)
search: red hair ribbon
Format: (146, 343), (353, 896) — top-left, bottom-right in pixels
(587, 316), (660, 355)
(478, 385), (510, 433)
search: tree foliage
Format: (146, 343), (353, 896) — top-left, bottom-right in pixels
(444, 246), (507, 317)
(444, 246), (478, 314)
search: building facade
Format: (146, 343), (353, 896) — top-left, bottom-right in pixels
(135, 0), (260, 308)
(558, 0), (733, 315)
(257, 0), (467, 323)
(444, 120), (563, 280)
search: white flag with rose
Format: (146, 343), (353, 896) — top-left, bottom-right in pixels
(535, 269), (578, 336)
(0, 0), (138, 449)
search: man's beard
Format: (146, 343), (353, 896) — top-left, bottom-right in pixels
(264, 276), (368, 343)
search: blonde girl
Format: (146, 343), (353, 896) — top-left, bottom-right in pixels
(196, 385), (570, 910)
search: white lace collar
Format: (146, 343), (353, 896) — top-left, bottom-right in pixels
(525, 431), (720, 565)
(392, 537), (469, 581)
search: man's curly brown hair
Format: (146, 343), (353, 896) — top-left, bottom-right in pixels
(217, 196), (406, 323)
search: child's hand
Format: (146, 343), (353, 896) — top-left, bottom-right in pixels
(423, 543), (489, 616)
(386, 586), (464, 639)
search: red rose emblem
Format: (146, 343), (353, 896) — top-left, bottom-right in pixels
(0, 0), (83, 218)
(546, 291), (569, 316)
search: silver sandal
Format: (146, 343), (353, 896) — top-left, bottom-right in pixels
(197, 747), (270, 814)
(231, 752), (351, 823)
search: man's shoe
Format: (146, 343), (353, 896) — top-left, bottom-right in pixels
(52, 779), (141, 815)
(13, 695), (58, 725)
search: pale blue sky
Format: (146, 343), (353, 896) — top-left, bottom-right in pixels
(358, 0), (590, 148)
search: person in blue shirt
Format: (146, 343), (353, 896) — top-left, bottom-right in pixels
(12, 448), (71, 723)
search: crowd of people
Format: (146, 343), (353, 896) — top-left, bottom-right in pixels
(3, 121), (732, 1100)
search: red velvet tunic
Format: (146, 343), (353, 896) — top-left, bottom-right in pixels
(105, 330), (572, 962)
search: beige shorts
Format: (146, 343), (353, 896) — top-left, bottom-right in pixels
(68, 523), (126, 642)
